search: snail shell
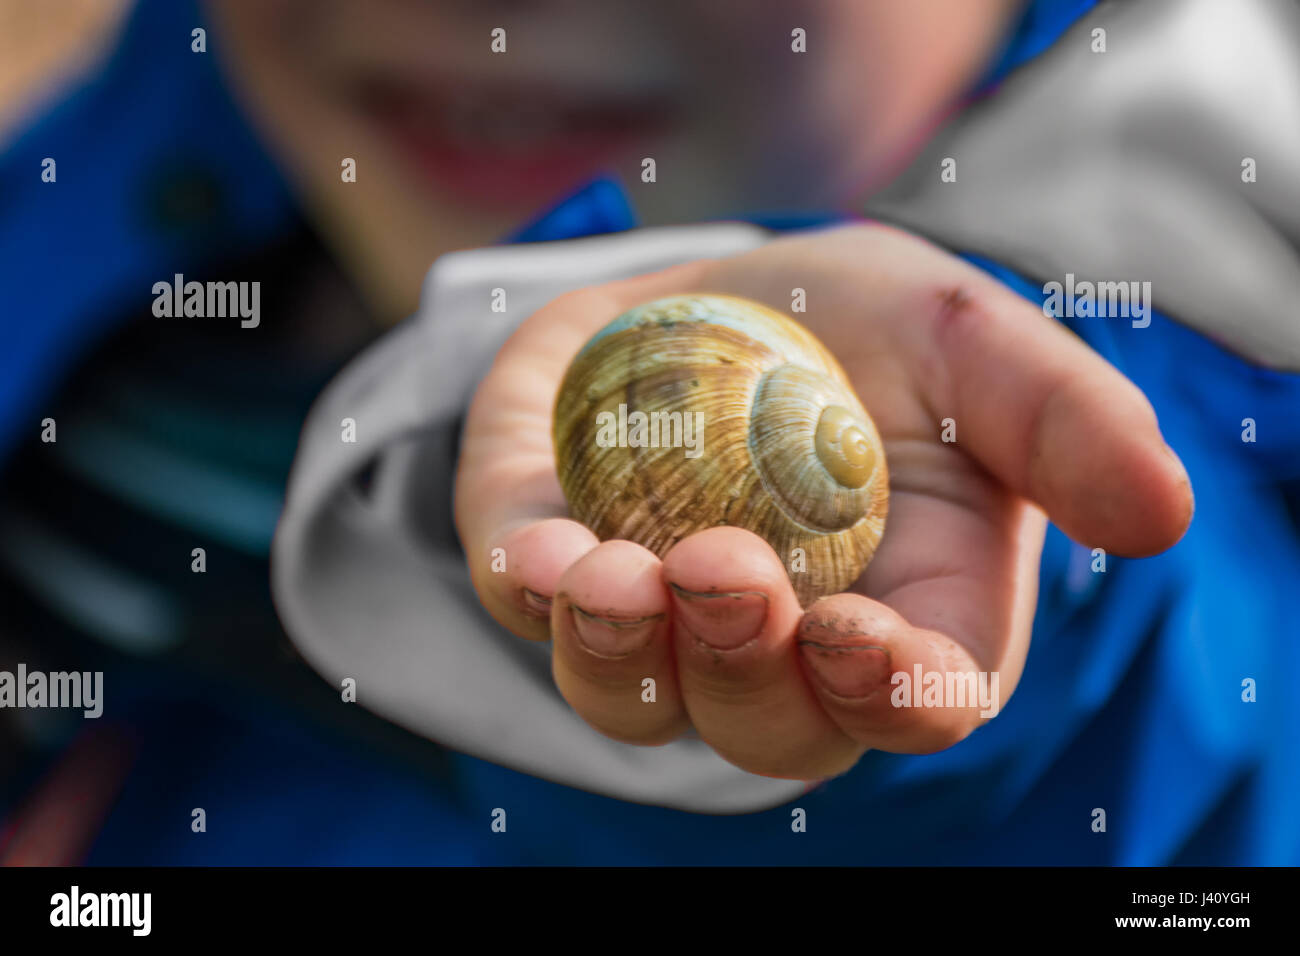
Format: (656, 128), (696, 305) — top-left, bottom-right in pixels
(552, 294), (888, 607)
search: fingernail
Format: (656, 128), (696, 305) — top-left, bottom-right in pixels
(521, 588), (552, 618)
(570, 605), (662, 658)
(799, 641), (892, 699)
(669, 583), (768, 650)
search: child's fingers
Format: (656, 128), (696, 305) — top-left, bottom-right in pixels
(480, 518), (599, 640)
(550, 541), (690, 744)
(796, 593), (990, 753)
(800, 496), (1046, 753)
(921, 273), (1194, 556)
(455, 261), (717, 640)
(662, 528), (865, 780)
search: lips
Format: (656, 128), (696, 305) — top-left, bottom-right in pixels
(360, 78), (675, 209)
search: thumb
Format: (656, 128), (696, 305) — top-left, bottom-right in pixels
(924, 275), (1193, 556)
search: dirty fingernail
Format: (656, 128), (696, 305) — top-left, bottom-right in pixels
(570, 605), (662, 657)
(799, 641), (892, 699)
(522, 587), (552, 618)
(669, 583), (768, 650)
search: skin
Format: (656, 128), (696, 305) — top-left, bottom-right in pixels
(455, 224), (1194, 779)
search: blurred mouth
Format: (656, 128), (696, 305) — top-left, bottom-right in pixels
(359, 77), (677, 209)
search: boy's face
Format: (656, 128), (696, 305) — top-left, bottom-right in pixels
(206, 0), (1021, 319)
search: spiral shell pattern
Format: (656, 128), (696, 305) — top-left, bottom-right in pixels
(553, 294), (888, 606)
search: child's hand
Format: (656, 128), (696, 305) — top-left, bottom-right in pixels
(454, 224), (1193, 780)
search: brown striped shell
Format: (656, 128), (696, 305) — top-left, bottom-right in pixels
(552, 294), (888, 607)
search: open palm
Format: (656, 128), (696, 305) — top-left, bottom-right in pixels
(454, 223), (1192, 780)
